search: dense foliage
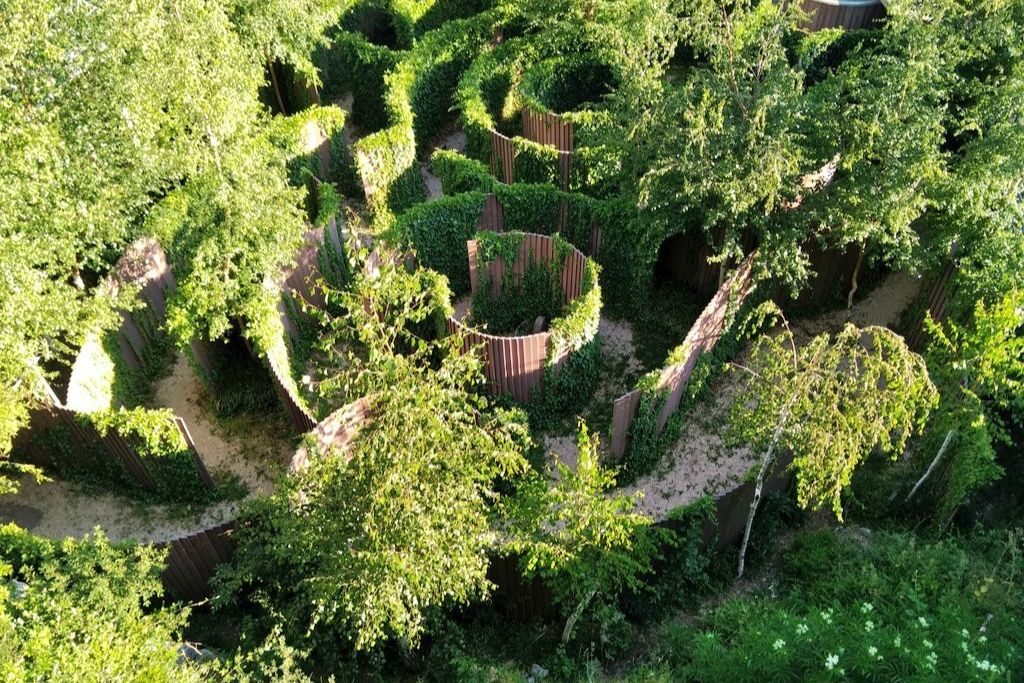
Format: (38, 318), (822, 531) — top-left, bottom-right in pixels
(0, 525), (200, 681)
(647, 528), (1024, 682)
(1, 0), (1022, 679)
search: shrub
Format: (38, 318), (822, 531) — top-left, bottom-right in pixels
(398, 192), (487, 295)
(0, 526), (200, 682)
(676, 529), (1024, 681)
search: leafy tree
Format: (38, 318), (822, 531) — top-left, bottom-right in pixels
(729, 308), (937, 576)
(796, 2), (949, 302)
(226, 0), (351, 83)
(499, 423), (656, 644)
(0, 0), (341, 452)
(907, 289), (1024, 525)
(0, 525), (201, 682)
(216, 256), (529, 653)
(622, 0), (808, 287)
(218, 257), (648, 659)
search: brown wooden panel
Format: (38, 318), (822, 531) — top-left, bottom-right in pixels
(610, 391), (642, 458)
(168, 538), (205, 600)
(477, 194), (504, 233)
(490, 131), (515, 184)
(174, 417), (215, 488)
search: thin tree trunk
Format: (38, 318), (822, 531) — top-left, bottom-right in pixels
(267, 59), (287, 114)
(737, 440), (777, 580)
(562, 589), (596, 644)
(847, 243), (865, 310)
(906, 429), (955, 502)
(737, 407), (793, 579)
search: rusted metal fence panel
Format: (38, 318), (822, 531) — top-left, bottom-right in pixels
(289, 397), (372, 472)
(610, 390), (642, 458)
(488, 110), (575, 189)
(477, 194), (505, 233)
(801, 0), (885, 31)
(159, 522), (238, 602)
(263, 226), (345, 434)
(610, 253), (758, 457)
(452, 233), (593, 403)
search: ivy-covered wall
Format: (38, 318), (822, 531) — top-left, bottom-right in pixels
(453, 231), (602, 416)
(615, 255), (761, 481)
(350, 10), (503, 225)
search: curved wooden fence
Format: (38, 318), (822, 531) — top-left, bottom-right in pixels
(16, 238), (216, 492)
(489, 109), (574, 189)
(450, 233), (589, 402)
(263, 222), (347, 433)
(801, 0), (885, 30)
(611, 253), (758, 457)
(905, 260), (958, 351)
(289, 397), (373, 473)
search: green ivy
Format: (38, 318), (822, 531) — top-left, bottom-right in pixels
(475, 230), (525, 267)
(471, 256), (563, 335)
(350, 10), (501, 227)
(397, 192), (487, 295)
(314, 28), (399, 131)
(428, 149), (619, 259)
(89, 407), (241, 504)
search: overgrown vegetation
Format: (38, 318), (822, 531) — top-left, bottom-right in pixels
(1, 0), (1022, 679)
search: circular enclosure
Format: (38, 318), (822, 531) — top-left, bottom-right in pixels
(519, 54), (619, 115)
(447, 232), (601, 403)
(456, 33), (619, 190)
(800, 0), (885, 31)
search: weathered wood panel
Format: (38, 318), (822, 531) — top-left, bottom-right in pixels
(905, 260), (957, 351)
(159, 522), (237, 602)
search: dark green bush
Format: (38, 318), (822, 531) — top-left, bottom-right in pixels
(398, 192), (486, 294)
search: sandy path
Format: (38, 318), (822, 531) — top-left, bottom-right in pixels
(0, 354), (293, 543)
(0, 476), (239, 544)
(541, 317), (645, 475)
(150, 354), (286, 494)
(794, 271), (922, 339)
(623, 368), (757, 519)
(623, 271), (924, 519)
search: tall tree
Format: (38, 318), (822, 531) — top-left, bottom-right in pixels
(0, 525), (201, 681)
(908, 290), (1024, 524)
(796, 0), (950, 302)
(217, 257), (648, 658)
(729, 309), (937, 577)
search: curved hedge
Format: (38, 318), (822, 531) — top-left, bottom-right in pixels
(350, 9), (505, 222)
(397, 191), (488, 295)
(454, 24), (624, 195)
(316, 28), (400, 132)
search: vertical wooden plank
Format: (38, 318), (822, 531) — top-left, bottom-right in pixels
(168, 538), (204, 600)
(174, 417), (215, 488)
(515, 335), (527, 403)
(467, 240), (479, 295)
